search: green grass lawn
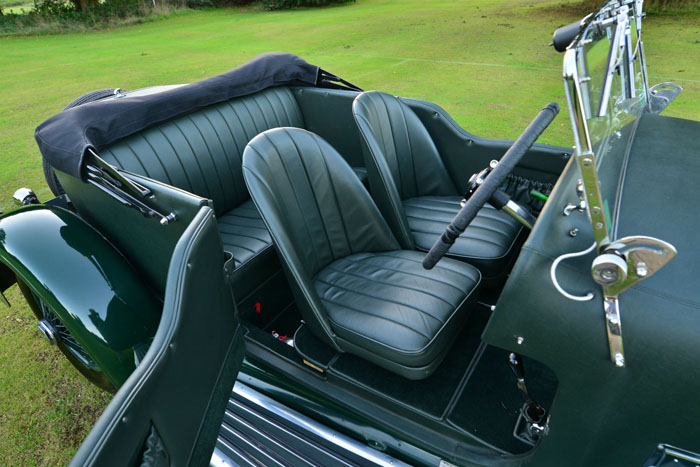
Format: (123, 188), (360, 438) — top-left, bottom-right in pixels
(0, 0), (698, 464)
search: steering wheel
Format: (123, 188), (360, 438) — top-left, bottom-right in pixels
(423, 102), (560, 270)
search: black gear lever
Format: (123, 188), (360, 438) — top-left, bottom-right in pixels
(508, 353), (547, 427)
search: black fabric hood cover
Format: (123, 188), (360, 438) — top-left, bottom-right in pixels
(35, 52), (320, 178)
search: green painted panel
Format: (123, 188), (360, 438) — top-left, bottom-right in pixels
(0, 205), (161, 388)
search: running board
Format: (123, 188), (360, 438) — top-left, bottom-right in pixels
(211, 382), (408, 467)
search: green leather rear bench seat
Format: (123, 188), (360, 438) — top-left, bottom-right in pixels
(353, 91), (523, 281)
(242, 128), (481, 380)
(101, 87), (310, 300)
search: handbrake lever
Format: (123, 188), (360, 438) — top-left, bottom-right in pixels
(508, 353), (548, 441)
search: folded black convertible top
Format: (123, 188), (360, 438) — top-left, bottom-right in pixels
(35, 52), (352, 179)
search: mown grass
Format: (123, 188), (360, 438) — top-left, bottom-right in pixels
(0, 0), (698, 464)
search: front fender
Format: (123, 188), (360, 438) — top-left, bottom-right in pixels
(0, 205), (162, 388)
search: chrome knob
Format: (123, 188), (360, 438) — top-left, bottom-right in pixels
(592, 254), (628, 285)
(13, 188), (39, 206)
(563, 201), (586, 216)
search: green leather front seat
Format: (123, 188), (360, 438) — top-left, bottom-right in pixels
(242, 128), (481, 380)
(353, 91), (523, 282)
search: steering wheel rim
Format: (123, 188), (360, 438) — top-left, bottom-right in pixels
(422, 102), (560, 269)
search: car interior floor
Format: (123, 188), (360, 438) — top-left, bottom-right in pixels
(238, 275), (558, 455)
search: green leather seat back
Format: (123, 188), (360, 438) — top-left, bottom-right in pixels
(242, 127), (400, 346)
(353, 91), (524, 281)
(353, 90), (457, 248)
(101, 87), (304, 216)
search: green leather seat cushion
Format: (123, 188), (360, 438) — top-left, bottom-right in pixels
(218, 200), (271, 268)
(314, 250), (480, 368)
(217, 200), (277, 300)
(402, 196), (522, 279)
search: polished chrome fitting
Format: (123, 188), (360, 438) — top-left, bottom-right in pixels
(37, 319), (58, 345)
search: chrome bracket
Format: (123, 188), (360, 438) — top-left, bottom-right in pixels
(592, 236), (677, 367)
(603, 295), (624, 366)
(562, 1), (678, 368)
(564, 49), (611, 250)
(13, 188), (39, 207)
(575, 151), (609, 247)
(83, 148), (177, 225)
(648, 82), (683, 114)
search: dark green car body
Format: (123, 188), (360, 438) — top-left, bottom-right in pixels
(2, 1), (700, 465)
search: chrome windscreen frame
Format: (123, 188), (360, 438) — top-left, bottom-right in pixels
(563, 50), (610, 248)
(561, 0), (677, 368)
(563, 0), (655, 252)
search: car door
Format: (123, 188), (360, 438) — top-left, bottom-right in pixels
(70, 205), (245, 466)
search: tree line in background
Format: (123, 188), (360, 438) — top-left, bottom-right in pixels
(0, 0), (353, 35)
(50, 0), (352, 11)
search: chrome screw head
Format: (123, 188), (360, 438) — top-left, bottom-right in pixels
(635, 262), (648, 277)
(614, 353), (625, 367)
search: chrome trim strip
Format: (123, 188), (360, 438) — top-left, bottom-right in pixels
(603, 296), (625, 367)
(597, 16), (626, 117)
(563, 49), (591, 153)
(211, 382), (410, 467)
(210, 448), (235, 467)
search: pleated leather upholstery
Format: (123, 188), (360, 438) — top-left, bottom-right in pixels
(353, 91), (456, 248)
(403, 196), (522, 278)
(243, 128), (399, 279)
(101, 87), (304, 299)
(217, 200), (271, 268)
(315, 251), (480, 369)
(101, 87), (304, 216)
(353, 91), (457, 200)
(243, 128), (481, 379)
(217, 200), (277, 299)
(353, 91), (522, 279)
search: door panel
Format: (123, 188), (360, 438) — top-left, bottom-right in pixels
(71, 206), (244, 466)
